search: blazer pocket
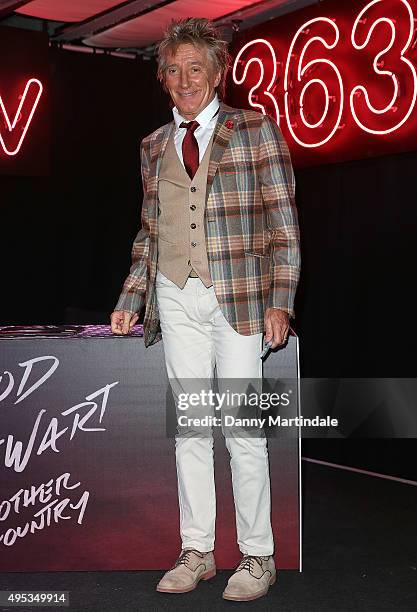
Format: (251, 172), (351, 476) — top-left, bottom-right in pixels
(244, 251), (269, 259)
(244, 230), (271, 259)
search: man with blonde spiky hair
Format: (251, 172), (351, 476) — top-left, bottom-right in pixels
(111, 17), (300, 602)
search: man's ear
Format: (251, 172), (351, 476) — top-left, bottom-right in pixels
(214, 71), (221, 88)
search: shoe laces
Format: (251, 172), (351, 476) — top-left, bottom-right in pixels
(173, 549), (204, 570)
(236, 555), (268, 576)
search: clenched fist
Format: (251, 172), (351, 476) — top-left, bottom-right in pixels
(110, 310), (139, 335)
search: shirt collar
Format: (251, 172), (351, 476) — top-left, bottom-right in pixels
(172, 94), (220, 131)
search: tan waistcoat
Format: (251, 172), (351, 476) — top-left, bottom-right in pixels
(157, 130), (213, 288)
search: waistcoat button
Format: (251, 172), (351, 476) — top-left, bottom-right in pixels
(190, 223), (196, 229)
(190, 205), (196, 211)
(190, 186), (196, 192)
(191, 241), (197, 247)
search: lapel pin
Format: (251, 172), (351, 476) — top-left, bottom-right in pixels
(225, 120), (234, 130)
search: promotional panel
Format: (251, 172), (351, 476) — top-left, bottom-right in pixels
(0, 327), (301, 571)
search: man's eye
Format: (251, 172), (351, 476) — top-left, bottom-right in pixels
(191, 67), (201, 72)
(168, 68), (177, 74)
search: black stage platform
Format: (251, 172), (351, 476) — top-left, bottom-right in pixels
(0, 459), (415, 612)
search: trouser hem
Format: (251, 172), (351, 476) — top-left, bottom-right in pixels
(182, 542), (215, 554)
(239, 548), (274, 557)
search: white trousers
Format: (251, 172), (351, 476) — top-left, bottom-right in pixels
(155, 270), (274, 556)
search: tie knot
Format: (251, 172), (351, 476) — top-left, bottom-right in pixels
(180, 120), (199, 133)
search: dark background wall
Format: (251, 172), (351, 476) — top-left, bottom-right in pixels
(1, 46), (416, 478)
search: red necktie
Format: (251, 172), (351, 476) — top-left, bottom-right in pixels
(180, 120), (200, 179)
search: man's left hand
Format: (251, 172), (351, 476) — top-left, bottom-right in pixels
(264, 308), (290, 349)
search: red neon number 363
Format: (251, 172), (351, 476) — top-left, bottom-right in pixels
(232, 0), (417, 147)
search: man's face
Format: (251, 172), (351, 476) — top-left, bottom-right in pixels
(164, 43), (221, 120)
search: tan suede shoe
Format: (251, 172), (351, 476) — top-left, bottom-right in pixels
(156, 549), (216, 593)
(222, 555), (276, 601)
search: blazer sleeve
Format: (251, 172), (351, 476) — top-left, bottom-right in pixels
(114, 141), (151, 314)
(258, 114), (301, 318)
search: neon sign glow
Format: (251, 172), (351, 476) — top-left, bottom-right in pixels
(284, 17), (344, 148)
(232, 38), (281, 125)
(350, 0), (417, 135)
(0, 78), (43, 156)
(232, 0), (417, 154)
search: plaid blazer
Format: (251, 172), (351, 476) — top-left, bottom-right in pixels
(115, 101), (300, 347)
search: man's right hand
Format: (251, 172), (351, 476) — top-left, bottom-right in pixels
(110, 310), (139, 335)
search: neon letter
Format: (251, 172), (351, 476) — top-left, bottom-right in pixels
(0, 78), (43, 156)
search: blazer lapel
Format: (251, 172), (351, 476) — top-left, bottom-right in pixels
(205, 101), (237, 202)
(148, 122), (174, 190)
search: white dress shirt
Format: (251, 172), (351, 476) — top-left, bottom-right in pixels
(172, 94), (220, 168)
